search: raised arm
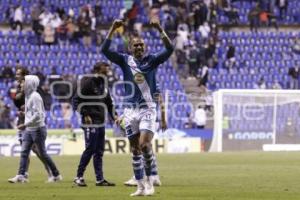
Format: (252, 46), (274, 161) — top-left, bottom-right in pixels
(150, 19), (174, 65)
(101, 20), (126, 66)
(157, 93), (167, 131)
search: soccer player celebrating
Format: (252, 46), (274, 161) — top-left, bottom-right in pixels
(8, 75), (61, 183)
(102, 19), (174, 196)
(72, 62), (118, 187)
(124, 89), (166, 187)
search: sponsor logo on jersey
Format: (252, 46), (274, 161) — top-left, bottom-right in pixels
(128, 56), (137, 69)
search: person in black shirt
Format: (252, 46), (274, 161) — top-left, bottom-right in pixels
(1, 66), (14, 79)
(288, 65), (300, 89)
(72, 62), (119, 187)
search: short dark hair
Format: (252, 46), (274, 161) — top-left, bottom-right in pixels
(92, 62), (109, 73)
(16, 66), (29, 77)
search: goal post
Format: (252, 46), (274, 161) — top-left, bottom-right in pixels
(210, 89), (300, 152)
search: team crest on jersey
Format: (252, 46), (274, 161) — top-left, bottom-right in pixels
(134, 73), (145, 84)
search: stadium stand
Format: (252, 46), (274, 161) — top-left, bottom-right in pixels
(0, 29), (188, 129)
(218, 0), (300, 25)
(208, 30), (299, 90)
(0, 0), (299, 131)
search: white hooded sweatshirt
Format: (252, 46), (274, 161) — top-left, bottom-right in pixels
(24, 75), (45, 130)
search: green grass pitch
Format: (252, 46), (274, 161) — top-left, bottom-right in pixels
(1, 152), (300, 200)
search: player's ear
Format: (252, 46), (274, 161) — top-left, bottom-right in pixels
(128, 42), (133, 53)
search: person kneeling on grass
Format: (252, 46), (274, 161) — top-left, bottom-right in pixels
(8, 75), (62, 183)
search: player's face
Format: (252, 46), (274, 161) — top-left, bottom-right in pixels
(15, 69), (23, 82)
(100, 65), (109, 76)
(131, 38), (145, 59)
(96, 65), (109, 76)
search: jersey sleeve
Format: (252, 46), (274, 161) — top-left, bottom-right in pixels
(101, 39), (125, 68)
(152, 45), (174, 66)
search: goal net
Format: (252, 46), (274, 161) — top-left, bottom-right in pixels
(210, 89), (300, 152)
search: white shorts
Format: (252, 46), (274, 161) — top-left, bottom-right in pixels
(123, 107), (157, 138)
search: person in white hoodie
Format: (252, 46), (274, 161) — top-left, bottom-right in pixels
(12, 67), (55, 182)
(8, 75), (62, 183)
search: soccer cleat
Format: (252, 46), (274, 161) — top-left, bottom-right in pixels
(152, 175), (162, 186)
(47, 175), (63, 183)
(73, 177), (87, 187)
(53, 175), (63, 182)
(125, 175), (162, 187)
(8, 175), (29, 183)
(144, 176), (155, 196)
(124, 176), (137, 187)
(95, 179), (115, 186)
(130, 180), (146, 197)
(24, 172), (29, 179)
(47, 176), (53, 183)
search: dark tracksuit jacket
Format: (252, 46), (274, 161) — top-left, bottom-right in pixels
(72, 75), (117, 181)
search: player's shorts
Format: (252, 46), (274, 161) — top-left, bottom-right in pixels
(123, 107), (157, 139)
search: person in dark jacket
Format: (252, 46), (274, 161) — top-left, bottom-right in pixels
(72, 62), (119, 187)
(248, 3), (261, 32)
(288, 65), (300, 89)
(1, 66), (14, 79)
(277, 0), (288, 19)
(77, 10), (92, 48)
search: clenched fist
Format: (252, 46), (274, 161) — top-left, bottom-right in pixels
(112, 19), (124, 30)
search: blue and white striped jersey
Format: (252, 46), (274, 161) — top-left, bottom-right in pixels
(102, 39), (173, 108)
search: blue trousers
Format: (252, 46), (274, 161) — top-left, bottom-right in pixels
(18, 130), (52, 176)
(76, 127), (105, 181)
(18, 127), (59, 176)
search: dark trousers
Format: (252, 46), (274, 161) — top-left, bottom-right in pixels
(13, 20), (23, 31)
(250, 18), (258, 32)
(279, 6), (287, 19)
(76, 127), (105, 182)
(197, 125), (205, 129)
(32, 19), (40, 34)
(189, 62), (198, 77)
(18, 127), (60, 176)
(290, 78), (299, 89)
